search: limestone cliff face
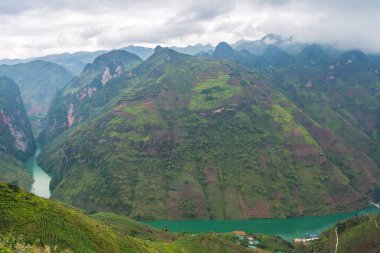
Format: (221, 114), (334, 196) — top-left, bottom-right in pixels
(0, 77), (36, 161)
(38, 50), (142, 144)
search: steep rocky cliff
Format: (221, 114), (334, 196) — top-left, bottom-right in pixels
(0, 76), (36, 161)
(38, 50), (142, 144)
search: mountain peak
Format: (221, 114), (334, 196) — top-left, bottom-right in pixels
(151, 46), (180, 59)
(81, 49), (142, 74)
(261, 33), (293, 44)
(93, 49), (141, 65)
(339, 49), (368, 63)
(213, 42), (235, 58)
(299, 44), (330, 66)
(263, 44), (286, 57)
(263, 45), (294, 66)
(154, 45), (163, 53)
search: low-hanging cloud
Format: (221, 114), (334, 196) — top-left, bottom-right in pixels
(0, 0), (380, 58)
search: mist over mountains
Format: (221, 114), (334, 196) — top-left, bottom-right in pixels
(0, 34), (364, 73)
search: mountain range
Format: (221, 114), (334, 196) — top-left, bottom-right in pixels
(0, 33), (380, 252)
(0, 44), (214, 75)
(34, 42), (380, 220)
(3, 34), (373, 76)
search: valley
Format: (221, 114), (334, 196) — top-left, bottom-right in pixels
(1, 32), (380, 252)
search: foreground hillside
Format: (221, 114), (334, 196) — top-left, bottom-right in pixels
(297, 214), (380, 253)
(38, 46), (380, 220)
(0, 182), (258, 253)
(0, 152), (33, 191)
(1, 181), (379, 253)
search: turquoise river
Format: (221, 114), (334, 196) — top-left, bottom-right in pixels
(145, 206), (380, 240)
(25, 147), (51, 199)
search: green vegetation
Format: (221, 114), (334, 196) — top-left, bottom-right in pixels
(0, 182), (254, 252)
(91, 212), (175, 241)
(38, 46), (380, 221)
(1, 180), (379, 253)
(269, 104), (319, 146)
(0, 233), (68, 253)
(39, 50), (143, 144)
(0, 182), (141, 253)
(298, 215), (380, 253)
(190, 73), (241, 110)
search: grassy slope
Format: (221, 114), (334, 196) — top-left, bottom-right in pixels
(0, 182), (254, 253)
(0, 182), (149, 253)
(0, 152), (33, 190)
(298, 214), (380, 253)
(91, 212), (175, 242)
(0, 233), (66, 253)
(38, 48), (380, 220)
(1, 193), (379, 253)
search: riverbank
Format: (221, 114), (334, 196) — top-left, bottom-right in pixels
(145, 206), (380, 241)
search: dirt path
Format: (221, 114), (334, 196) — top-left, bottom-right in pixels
(334, 227), (339, 253)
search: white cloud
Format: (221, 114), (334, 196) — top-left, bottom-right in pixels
(0, 0), (379, 58)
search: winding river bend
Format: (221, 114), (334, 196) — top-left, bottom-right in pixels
(145, 206), (380, 240)
(25, 148), (51, 198)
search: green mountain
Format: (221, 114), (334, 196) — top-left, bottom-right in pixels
(38, 45), (380, 221)
(213, 42), (265, 68)
(0, 60), (74, 135)
(262, 45), (295, 67)
(38, 49), (143, 144)
(297, 44), (330, 67)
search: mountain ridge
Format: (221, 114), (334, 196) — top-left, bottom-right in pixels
(38, 45), (380, 220)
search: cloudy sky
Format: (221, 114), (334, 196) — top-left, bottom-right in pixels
(0, 0), (379, 58)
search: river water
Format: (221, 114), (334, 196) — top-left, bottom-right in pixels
(25, 148), (51, 198)
(145, 206), (380, 240)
